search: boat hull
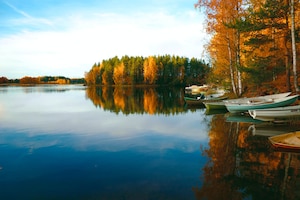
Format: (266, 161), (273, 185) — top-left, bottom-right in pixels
(249, 105), (300, 122)
(225, 95), (298, 113)
(184, 96), (228, 106)
(225, 92), (291, 104)
(269, 131), (300, 150)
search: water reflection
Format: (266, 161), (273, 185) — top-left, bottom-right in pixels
(0, 84), (86, 93)
(3, 85), (300, 199)
(0, 85), (210, 199)
(85, 86), (186, 115)
(196, 114), (300, 200)
(0, 85), (211, 153)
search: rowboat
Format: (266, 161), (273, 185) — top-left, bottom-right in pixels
(225, 94), (299, 113)
(224, 92), (291, 104)
(203, 101), (227, 110)
(184, 95), (228, 106)
(269, 131), (300, 150)
(248, 104), (300, 122)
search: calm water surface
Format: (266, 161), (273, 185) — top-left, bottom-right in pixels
(0, 85), (300, 200)
(0, 85), (210, 200)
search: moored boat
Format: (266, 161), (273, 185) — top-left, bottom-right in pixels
(248, 104), (300, 122)
(184, 95), (228, 106)
(225, 94), (299, 113)
(224, 92), (291, 104)
(269, 131), (300, 150)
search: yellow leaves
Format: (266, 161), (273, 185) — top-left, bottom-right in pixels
(19, 76), (39, 84)
(101, 71), (108, 85)
(143, 56), (158, 84)
(113, 62), (125, 85)
(85, 66), (100, 85)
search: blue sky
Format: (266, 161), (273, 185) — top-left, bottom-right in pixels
(0, 0), (207, 79)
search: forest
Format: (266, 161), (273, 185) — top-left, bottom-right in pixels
(85, 0), (300, 97)
(84, 55), (210, 86)
(195, 0), (300, 96)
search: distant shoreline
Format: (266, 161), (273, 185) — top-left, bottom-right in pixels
(0, 83), (85, 86)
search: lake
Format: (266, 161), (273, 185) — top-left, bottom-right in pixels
(0, 85), (299, 200)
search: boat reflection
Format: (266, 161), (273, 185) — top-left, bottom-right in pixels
(194, 114), (300, 200)
(204, 108), (228, 115)
(248, 123), (300, 137)
(225, 112), (263, 123)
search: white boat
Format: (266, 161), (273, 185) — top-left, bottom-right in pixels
(249, 104), (300, 122)
(224, 92), (291, 104)
(225, 94), (299, 113)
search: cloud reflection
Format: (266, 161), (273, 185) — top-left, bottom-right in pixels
(0, 86), (211, 152)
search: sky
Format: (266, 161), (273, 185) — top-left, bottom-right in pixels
(0, 0), (208, 79)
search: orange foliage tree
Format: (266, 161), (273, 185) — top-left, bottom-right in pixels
(85, 63), (100, 85)
(143, 56), (158, 84)
(20, 76), (39, 84)
(0, 77), (9, 84)
(113, 62), (125, 85)
(196, 0), (300, 94)
(195, 0), (245, 95)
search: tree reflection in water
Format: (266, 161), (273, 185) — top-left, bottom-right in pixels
(194, 114), (300, 200)
(85, 86), (187, 115)
(86, 86), (300, 199)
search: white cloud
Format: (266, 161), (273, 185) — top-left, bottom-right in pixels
(0, 6), (207, 78)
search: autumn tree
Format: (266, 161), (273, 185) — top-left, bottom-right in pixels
(143, 56), (158, 84)
(85, 55), (209, 86)
(113, 62), (125, 85)
(195, 0), (246, 96)
(101, 59), (115, 85)
(85, 63), (100, 85)
(20, 76), (39, 84)
(196, 0), (300, 94)
(232, 0), (293, 90)
(0, 77), (9, 84)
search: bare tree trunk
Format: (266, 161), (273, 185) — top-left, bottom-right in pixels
(285, 0), (291, 91)
(226, 32), (237, 95)
(291, 0), (299, 92)
(235, 1), (242, 96)
(236, 30), (242, 96)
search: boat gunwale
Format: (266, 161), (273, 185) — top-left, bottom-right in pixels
(269, 131), (300, 149)
(225, 94), (299, 113)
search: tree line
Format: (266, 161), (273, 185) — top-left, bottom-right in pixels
(195, 0), (300, 96)
(0, 76), (85, 84)
(84, 55), (210, 86)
